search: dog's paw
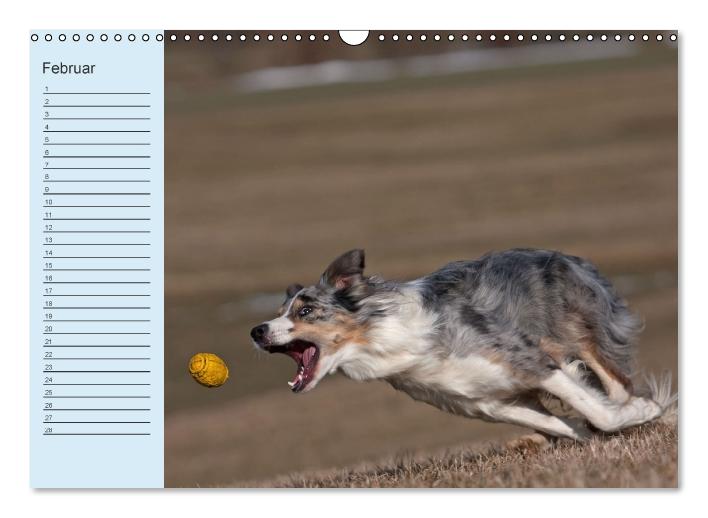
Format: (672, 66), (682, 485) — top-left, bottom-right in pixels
(505, 433), (553, 452)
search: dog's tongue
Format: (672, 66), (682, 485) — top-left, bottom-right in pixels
(302, 345), (316, 367)
(287, 344), (318, 392)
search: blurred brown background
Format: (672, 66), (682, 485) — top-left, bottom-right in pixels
(164, 31), (677, 487)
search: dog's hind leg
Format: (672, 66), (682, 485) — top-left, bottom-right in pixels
(577, 342), (633, 404)
(540, 370), (663, 432)
(542, 335), (634, 404)
(476, 397), (591, 441)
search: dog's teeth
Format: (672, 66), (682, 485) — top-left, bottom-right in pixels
(287, 381), (295, 387)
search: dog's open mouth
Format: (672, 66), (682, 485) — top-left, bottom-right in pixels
(263, 340), (320, 393)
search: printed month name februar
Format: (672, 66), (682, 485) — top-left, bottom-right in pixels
(42, 62), (95, 74)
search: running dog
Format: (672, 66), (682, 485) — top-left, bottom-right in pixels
(250, 248), (674, 440)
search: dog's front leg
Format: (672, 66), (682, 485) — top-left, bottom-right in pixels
(474, 397), (591, 442)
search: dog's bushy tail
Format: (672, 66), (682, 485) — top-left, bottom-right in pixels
(642, 371), (678, 421)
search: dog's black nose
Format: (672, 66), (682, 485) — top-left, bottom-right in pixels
(250, 324), (268, 342)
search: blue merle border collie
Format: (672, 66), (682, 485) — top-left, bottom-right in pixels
(251, 248), (675, 441)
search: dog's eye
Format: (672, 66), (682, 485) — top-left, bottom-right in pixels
(298, 306), (313, 317)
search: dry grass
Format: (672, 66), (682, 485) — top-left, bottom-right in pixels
(258, 414), (678, 488)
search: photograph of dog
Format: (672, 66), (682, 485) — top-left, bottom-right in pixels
(251, 248), (674, 443)
(164, 31), (677, 487)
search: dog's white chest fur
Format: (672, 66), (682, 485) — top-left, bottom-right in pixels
(406, 354), (515, 398)
(384, 353), (519, 417)
(337, 287), (518, 414)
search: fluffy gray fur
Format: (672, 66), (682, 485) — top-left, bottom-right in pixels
(413, 248), (643, 380)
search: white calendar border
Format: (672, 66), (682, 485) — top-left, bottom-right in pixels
(2, 0), (704, 516)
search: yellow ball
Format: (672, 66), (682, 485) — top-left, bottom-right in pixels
(189, 353), (229, 387)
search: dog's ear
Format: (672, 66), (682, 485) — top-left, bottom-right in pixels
(286, 283), (303, 298)
(320, 249), (365, 290)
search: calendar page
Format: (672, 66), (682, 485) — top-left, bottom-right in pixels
(29, 30), (678, 489)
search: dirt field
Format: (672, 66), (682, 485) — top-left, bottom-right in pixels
(164, 43), (677, 487)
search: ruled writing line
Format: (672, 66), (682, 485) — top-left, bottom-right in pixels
(43, 370), (151, 373)
(44, 92), (151, 95)
(43, 346), (151, 349)
(42, 268), (150, 272)
(43, 167), (151, 170)
(42, 294), (151, 297)
(46, 105), (151, 108)
(42, 331), (150, 335)
(44, 306), (151, 309)
(43, 421), (151, 424)
(44, 358), (150, 360)
(43, 433), (152, 436)
(43, 117), (151, 120)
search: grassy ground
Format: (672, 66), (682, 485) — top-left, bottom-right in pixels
(259, 413), (678, 488)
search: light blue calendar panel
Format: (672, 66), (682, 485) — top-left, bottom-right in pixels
(30, 31), (164, 488)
